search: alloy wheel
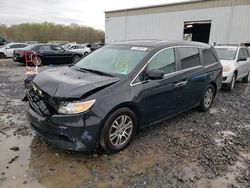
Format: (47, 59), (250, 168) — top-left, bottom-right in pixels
(34, 57), (42, 66)
(203, 88), (213, 109)
(108, 115), (133, 147)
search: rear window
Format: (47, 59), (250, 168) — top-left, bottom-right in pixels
(202, 48), (217, 65)
(23, 45), (37, 51)
(178, 47), (201, 69)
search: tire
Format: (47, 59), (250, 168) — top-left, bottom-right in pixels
(0, 53), (6, 58)
(198, 84), (215, 112)
(100, 108), (137, 153)
(72, 55), (81, 63)
(33, 56), (42, 66)
(83, 52), (88, 56)
(225, 73), (236, 91)
(242, 71), (249, 83)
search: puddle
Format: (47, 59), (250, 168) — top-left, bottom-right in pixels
(0, 132), (44, 188)
(208, 151), (250, 188)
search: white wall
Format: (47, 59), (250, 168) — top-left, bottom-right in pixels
(105, 5), (250, 44)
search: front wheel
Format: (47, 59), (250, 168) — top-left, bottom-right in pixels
(198, 85), (215, 112)
(225, 73), (236, 91)
(242, 71), (249, 83)
(100, 108), (137, 153)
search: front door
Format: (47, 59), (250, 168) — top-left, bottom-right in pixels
(138, 48), (189, 125)
(52, 45), (71, 63)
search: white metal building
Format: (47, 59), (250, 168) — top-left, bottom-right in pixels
(105, 0), (250, 44)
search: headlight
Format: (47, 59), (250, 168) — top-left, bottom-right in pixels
(58, 100), (96, 114)
(223, 65), (233, 73)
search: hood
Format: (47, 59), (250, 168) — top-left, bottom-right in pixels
(33, 67), (120, 99)
(220, 60), (235, 66)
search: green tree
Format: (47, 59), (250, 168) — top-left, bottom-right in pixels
(0, 22), (105, 43)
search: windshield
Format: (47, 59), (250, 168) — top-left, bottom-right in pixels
(74, 45), (149, 76)
(215, 48), (237, 60)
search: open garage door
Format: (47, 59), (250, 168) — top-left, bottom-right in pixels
(183, 21), (211, 44)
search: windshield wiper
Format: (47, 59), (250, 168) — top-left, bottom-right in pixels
(76, 67), (113, 77)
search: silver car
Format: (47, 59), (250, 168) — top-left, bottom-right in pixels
(214, 45), (250, 91)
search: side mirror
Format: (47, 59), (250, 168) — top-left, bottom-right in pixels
(238, 57), (247, 62)
(147, 69), (164, 80)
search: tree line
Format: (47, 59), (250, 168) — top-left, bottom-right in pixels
(0, 22), (105, 43)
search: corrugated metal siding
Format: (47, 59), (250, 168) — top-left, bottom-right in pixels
(105, 4), (250, 44)
(106, 0), (250, 17)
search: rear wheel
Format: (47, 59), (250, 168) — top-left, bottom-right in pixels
(242, 71), (249, 83)
(83, 52), (88, 56)
(198, 85), (215, 112)
(0, 53), (6, 58)
(100, 108), (137, 153)
(225, 73), (236, 91)
(72, 55), (81, 63)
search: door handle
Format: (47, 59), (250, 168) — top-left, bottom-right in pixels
(174, 80), (188, 88)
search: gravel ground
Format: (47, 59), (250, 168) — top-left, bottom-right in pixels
(0, 58), (250, 188)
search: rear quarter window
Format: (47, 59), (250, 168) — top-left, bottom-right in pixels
(178, 47), (200, 69)
(202, 48), (218, 65)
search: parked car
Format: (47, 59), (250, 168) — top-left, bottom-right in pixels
(13, 44), (83, 66)
(0, 42), (28, 58)
(25, 41), (39, 45)
(0, 36), (8, 46)
(214, 45), (250, 90)
(67, 44), (91, 56)
(61, 43), (77, 50)
(24, 40), (222, 153)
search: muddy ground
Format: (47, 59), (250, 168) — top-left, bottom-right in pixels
(0, 58), (250, 188)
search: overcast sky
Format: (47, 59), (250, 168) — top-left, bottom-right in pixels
(0, 0), (190, 30)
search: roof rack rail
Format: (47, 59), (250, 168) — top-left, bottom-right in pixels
(214, 44), (239, 46)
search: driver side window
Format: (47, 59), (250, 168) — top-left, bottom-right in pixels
(238, 49), (245, 59)
(148, 48), (176, 75)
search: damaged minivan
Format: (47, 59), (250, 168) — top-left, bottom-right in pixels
(24, 40), (222, 153)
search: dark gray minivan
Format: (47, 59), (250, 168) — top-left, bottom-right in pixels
(25, 40), (222, 153)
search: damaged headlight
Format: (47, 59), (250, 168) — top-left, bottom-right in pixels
(58, 99), (96, 114)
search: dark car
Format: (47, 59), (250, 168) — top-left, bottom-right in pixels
(24, 40), (222, 153)
(13, 44), (82, 66)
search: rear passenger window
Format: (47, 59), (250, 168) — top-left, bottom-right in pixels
(202, 48), (217, 65)
(39, 46), (51, 51)
(179, 47), (200, 69)
(148, 48), (176, 74)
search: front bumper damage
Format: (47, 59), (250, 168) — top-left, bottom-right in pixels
(25, 90), (102, 151)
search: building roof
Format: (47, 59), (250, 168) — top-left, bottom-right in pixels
(105, 0), (250, 17)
